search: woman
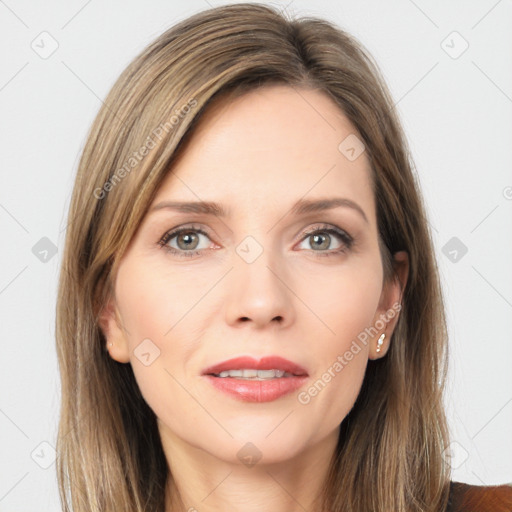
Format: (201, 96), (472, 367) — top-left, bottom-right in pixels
(55, 3), (512, 511)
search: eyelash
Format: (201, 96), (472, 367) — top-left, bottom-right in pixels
(157, 223), (354, 259)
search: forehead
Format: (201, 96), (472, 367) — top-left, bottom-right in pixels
(152, 85), (375, 221)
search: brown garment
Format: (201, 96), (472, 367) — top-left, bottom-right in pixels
(446, 481), (512, 512)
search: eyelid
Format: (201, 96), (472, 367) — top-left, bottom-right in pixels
(299, 223), (352, 243)
(158, 223), (215, 248)
(296, 223), (354, 254)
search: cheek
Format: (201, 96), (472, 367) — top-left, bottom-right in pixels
(114, 262), (202, 427)
(114, 256), (208, 383)
(115, 258), (206, 346)
(294, 254), (382, 417)
(295, 251), (383, 351)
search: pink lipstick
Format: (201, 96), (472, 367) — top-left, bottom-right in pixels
(202, 355), (308, 403)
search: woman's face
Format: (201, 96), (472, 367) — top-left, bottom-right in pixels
(101, 85), (407, 467)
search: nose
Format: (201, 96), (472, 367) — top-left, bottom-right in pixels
(224, 248), (295, 329)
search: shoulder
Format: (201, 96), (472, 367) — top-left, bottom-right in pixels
(447, 480), (512, 512)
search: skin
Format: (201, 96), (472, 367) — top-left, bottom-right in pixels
(100, 85), (409, 512)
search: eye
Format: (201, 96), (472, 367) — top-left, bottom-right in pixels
(158, 224), (215, 258)
(296, 224), (353, 257)
(158, 223), (354, 259)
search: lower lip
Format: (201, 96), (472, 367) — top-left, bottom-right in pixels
(204, 375), (308, 402)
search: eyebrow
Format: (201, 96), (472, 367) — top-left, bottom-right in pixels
(150, 197), (369, 224)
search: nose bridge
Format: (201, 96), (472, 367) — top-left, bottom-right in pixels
(224, 232), (293, 327)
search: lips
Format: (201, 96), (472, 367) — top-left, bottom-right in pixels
(202, 356), (308, 377)
(202, 356), (309, 403)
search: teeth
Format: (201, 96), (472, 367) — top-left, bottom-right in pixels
(215, 369), (290, 379)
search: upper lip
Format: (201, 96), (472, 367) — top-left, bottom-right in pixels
(202, 356), (309, 376)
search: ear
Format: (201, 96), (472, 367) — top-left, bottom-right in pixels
(368, 250), (409, 360)
(98, 295), (131, 364)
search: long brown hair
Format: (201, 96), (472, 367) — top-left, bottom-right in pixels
(55, 3), (451, 510)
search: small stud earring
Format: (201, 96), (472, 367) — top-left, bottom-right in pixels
(376, 333), (385, 353)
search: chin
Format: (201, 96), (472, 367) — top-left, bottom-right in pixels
(203, 420), (319, 466)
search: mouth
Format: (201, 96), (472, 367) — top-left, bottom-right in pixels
(212, 368), (297, 379)
(201, 356), (309, 402)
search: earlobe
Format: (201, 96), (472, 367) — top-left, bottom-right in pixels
(98, 298), (131, 363)
(368, 333), (389, 360)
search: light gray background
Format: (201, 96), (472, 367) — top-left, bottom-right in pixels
(1, 0), (511, 510)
